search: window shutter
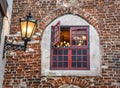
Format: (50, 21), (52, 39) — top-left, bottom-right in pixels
(70, 27), (88, 47)
(51, 21), (60, 46)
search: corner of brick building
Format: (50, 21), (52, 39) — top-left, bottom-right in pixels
(3, 0), (120, 88)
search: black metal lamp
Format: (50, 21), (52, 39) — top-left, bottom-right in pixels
(20, 13), (37, 50)
(3, 13), (37, 57)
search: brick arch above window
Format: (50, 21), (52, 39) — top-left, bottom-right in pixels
(40, 77), (90, 88)
(41, 14), (101, 76)
(39, 7), (100, 35)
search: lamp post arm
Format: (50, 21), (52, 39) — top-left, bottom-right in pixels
(2, 36), (28, 59)
(23, 40), (28, 51)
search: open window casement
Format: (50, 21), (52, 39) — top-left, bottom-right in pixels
(70, 27), (89, 47)
(51, 21), (60, 46)
(51, 25), (90, 70)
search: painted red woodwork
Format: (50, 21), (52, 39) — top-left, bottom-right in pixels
(51, 21), (60, 46)
(51, 25), (89, 70)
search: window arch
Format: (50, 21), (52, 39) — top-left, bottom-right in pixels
(41, 14), (101, 76)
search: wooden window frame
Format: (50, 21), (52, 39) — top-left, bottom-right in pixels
(51, 21), (60, 46)
(51, 25), (90, 70)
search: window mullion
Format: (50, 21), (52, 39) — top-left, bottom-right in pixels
(68, 49), (71, 69)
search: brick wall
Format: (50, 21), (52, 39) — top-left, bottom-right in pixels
(3, 0), (120, 87)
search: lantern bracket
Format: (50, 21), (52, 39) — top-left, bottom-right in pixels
(2, 36), (27, 59)
(2, 13), (37, 59)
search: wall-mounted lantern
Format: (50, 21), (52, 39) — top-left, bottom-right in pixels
(20, 13), (37, 50)
(3, 13), (37, 59)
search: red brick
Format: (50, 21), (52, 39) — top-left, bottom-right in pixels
(3, 0), (120, 87)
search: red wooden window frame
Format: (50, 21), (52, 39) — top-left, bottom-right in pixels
(51, 25), (89, 70)
(51, 21), (60, 46)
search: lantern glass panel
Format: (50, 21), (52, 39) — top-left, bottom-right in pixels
(27, 21), (36, 38)
(20, 21), (26, 38)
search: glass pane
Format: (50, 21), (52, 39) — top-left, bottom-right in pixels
(64, 50), (68, 55)
(77, 30), (81, 34)
(58, 62), (62, 67)
(31, 23), (36, 38)
(58, 56), (62, 61)
(58, 50), (62, 55)
(77, 62), (81, 67)
(76, 40), (80, 45)
(53, 56), (57, 61)
(27, 22), (35, 38)
(72, 50), (76, 55)
(83, 40), (87, 45)
(83, 56), (87, 61)
(72, 56), (76, 61)
(72, 62), (76, 67)
(77, 56), (81, 61)
(76, 35), (80, 40)
(83, 62), (87, 67)
(21, 21), (26, 38)
(72, 35), (77, 40)
(53, 49), (57, 55)
(64, 62), (68, 67)
(53, 62), (57, 67)
(64, 56), (68, 61)
(72, 35), (76, 45)
(77, 50), (81, 55)
(83, 50), (87, 55)
(72, 30), (77, 34)
(82, 29), (86, 34)
(82, 35), (87, 41)
(72, 40), (76, 45)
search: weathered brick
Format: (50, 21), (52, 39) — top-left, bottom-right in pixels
(3, 0), (120, 87)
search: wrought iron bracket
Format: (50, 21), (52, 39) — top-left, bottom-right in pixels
(2, 36), (27, 59)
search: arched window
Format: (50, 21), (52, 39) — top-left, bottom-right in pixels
(41, 14), (101, 76)
(51, 21), (90, 70)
